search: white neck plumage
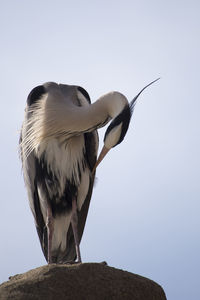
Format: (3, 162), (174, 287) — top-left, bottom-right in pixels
(21, 91), (128, 158)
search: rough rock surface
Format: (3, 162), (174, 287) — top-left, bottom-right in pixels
(0, 263), (167, 300)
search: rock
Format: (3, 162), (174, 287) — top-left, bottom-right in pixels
(0, 263), (167, 300)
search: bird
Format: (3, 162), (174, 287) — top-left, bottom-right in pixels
(19, 78), (159, 264)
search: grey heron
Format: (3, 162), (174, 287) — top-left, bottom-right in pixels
(20, 79), (159, 264)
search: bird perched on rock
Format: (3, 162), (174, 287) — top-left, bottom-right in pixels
(19, 79), (159, 264)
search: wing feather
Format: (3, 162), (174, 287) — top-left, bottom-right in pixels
(62, 131), (98, 262)
(20, 129), (48, 260)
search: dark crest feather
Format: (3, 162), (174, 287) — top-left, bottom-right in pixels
(104, 78), (160, 148)
(130, 77), (160, 110)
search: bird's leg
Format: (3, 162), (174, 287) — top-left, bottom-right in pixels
(71, 198), (82, 263)
(46, 205), (54, 264)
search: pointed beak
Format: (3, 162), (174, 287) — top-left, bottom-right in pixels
(92, 146), (110, 173)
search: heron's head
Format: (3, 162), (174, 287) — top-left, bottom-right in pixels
(93, 78), (160, 171)
(93, 100), (134, 171)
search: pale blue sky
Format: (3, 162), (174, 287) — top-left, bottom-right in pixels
(0, 1), (200, 299)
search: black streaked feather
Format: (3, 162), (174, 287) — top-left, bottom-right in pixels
(84, 132), (98, 171)
(27, 85), (46, 106)
(34, 154), (77, 216)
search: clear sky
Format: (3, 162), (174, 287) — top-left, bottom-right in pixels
(0, 1), (200, 299)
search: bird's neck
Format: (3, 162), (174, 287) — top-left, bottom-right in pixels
(24, 91), (128, 154)
(91, 91), (128, 119)
(68, 91), (129, 132)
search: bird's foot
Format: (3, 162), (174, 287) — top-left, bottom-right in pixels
(57, 260), (82, 265)
(100, 261), (108, 266)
